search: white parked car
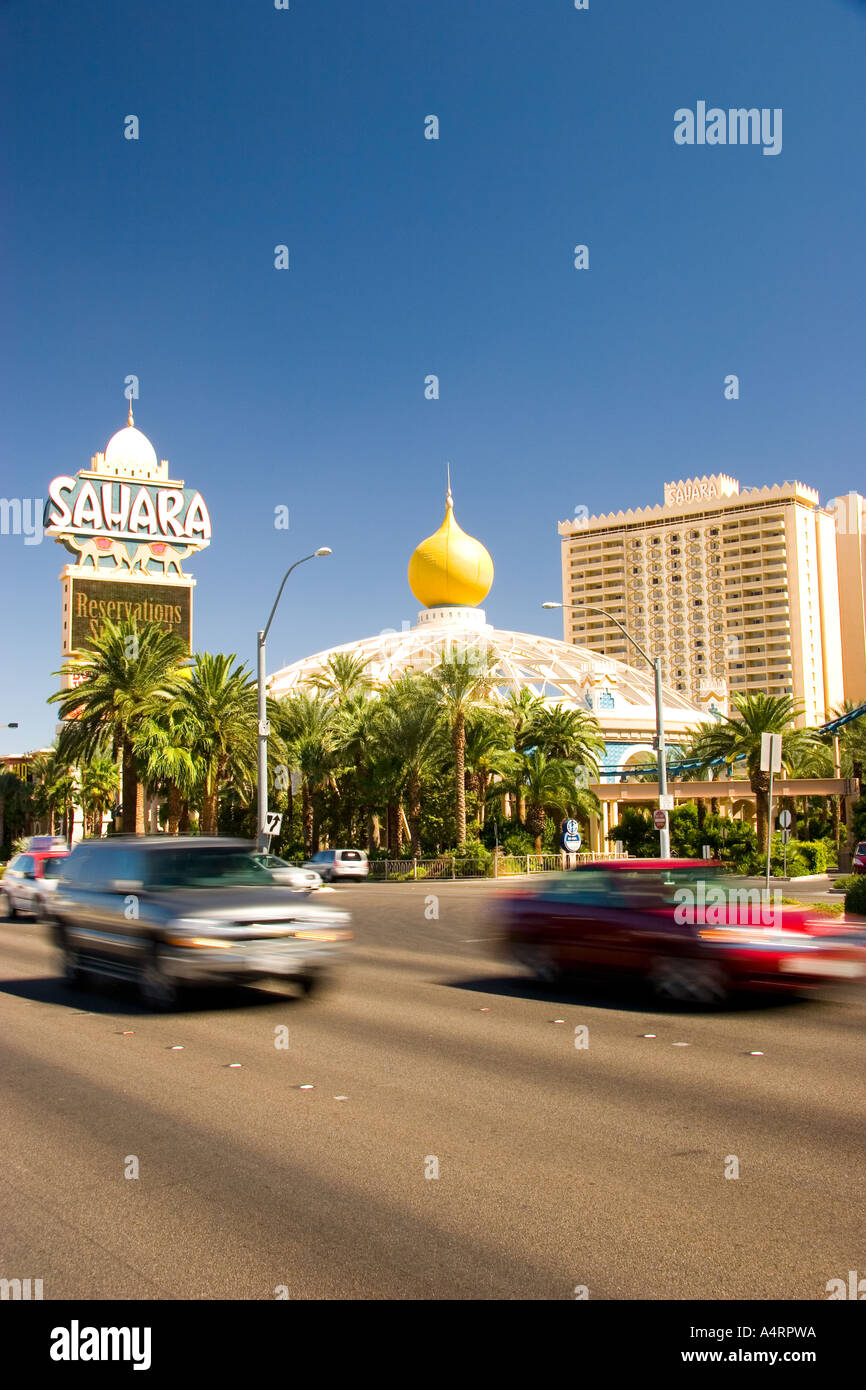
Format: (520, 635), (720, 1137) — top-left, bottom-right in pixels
(1, 848), (69, 920)
(303, 849), (370, 883)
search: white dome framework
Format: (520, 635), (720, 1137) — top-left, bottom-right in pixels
(269, 607), (713, 770)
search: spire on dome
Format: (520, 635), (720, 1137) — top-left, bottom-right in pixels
(446, 462), (453, 511)
(127, 399), (134, 427)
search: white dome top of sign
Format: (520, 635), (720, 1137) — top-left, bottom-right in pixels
(94, 405), (169, 481)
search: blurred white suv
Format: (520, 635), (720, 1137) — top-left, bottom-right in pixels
(304, 849), (369, 883)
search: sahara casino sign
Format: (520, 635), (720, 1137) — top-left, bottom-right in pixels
(46, 409), (211, 657)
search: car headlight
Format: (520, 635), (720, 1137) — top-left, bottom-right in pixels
(165, 918), (234, 949)
(292, 929), (353, 942)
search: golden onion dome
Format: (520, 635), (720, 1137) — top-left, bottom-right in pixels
(408, 474), (494, 608)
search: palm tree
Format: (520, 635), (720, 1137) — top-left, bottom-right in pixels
(178, 653), (261, 834)
(823, 700), (866, 853)
(431, 653), (496, 850)
(79, 756), (120, 837)
(310, 652), (375, 702)
(49, 620), (188, 834)
(782, 742), (833, 836)
(463, 708), (512, 829)
(333, 694), (383, 852)
(279, 691), (339, 856)
(523, 703), (604, 770)
(0, 771), (25, 856)
(501, 688), (545, 821)
(688, 694), (819, 854)
(30, 752), (78, 842)
(376, 676), (444, 856)
(326, 688), (377, 843)
(133, 713), (202, 834)
(503, 688), (545, 741)
(495, 749), (595, 852)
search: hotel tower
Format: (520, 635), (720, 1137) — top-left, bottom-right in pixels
(557, 475), (863, 727)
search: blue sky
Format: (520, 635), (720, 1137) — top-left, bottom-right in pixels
(2, 0), (864, 750)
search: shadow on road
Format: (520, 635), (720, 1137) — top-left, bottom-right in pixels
(445, 972), (813, 1016)
(0, 974), (312, 1017)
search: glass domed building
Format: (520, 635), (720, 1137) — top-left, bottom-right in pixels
(268, 481), (714, 797)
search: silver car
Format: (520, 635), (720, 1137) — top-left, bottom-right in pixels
(303, 848), (370, 882)
(49, 837), (352, 1009)
(1, 849), (69, 920)
(252, 852), (323, 892)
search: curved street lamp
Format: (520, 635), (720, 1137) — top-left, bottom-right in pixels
(542, 599), (671, 858)
(257, 549), (331, 849)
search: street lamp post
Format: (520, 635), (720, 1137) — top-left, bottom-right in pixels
(257, 549), (331, 850)
(542, 600), (671, 859)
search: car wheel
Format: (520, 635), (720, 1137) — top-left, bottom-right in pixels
(649, 956), (728, 1005)
(297, 972), (323, 997)
(60, 939), (85, 987)
(514, 944), (561, 986)
(0, 890), (17, 921)
(139, 958), (180, 1011)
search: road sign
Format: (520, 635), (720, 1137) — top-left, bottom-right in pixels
(653, 809), (668, 830)
(778, 809), (792, 829)
(760, 732), (782, 773)
(780, 827), (791, 844)
(264, 811), (282, 836)
(658, 794), (674, 811)
(560, 819), (582, 851)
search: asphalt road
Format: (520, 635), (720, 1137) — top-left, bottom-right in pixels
(0, 880), (863, 1301)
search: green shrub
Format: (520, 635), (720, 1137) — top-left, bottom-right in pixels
(843, 876), (866, 916)
(501, 829), (535, 856)
(795, 840), (829, 874)
(834, 874), (859, 893)
(456, 839), (493, 870)
(747, 836), (808, 878)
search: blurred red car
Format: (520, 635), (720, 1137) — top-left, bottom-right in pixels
(498, 860), (866, 1004)
(851, 842), (866, 874)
